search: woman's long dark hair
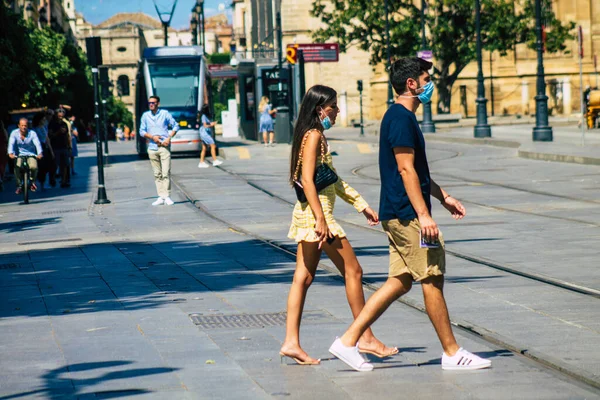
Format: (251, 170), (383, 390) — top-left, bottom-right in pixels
(200, 104), (211, 119)
(289, 85), (337, 184)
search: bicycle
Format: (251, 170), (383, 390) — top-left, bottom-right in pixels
(16, 156), (35, 204)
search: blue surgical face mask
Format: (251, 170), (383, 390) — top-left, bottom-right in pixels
(319, 108), (332, 130)
(417, 81), (435, 104)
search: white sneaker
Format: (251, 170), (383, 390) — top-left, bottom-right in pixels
(152, 197), (165, 206)
(198, 161), (209, 168)
(329, 338), (374, 372)
(212, 159), (223, 166)
(442, 348), (491, 370)
(164, 197), (174, 206)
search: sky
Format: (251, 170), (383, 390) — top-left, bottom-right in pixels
(75, 0), (231, 30)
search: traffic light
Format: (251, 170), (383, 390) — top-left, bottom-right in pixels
(357, 80), (363, 92)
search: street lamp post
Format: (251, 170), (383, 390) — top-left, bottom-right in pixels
(474, 0), (491, 137)
(420, 0), (435, 133)
(194, 0), (205, 49)
(384, 0), (394, 107)
(152, 0), (178, 46)
(190, 16), (198, 46)
(532, 0), (553, 141)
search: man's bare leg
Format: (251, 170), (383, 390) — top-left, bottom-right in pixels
(339, 273), (413, 347)
(421, 275), (459, 356)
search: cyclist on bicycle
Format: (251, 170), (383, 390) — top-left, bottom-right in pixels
(8, 118), (43, 194)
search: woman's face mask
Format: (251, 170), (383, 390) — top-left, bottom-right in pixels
(319, 107), (333, 130)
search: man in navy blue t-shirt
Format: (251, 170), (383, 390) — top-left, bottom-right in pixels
(329, 58), (491, 372)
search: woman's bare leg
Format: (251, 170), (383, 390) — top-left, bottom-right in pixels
(200, 144), (207, 163)
(323, 237), (397, 356)
(210, 144), (218, 161)
(280, 241), (321, 363)
(269, 131), (275, 144)
(262, 131), (268, 145)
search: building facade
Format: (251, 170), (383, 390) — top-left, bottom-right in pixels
(232, 0), (600, 122)
(5, 0), (76, 43)
(75, 12), (233, 124)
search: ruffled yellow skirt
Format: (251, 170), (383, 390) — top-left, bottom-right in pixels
(287, 185), (347, 242)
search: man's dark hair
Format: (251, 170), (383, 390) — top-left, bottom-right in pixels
(390, 58), (433, 95)
(149, 95), (160, 103)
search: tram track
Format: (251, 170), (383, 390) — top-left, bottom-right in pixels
(170, 170), (600, 391)
(190, 165), (600, 300)
(352, 164), (600, 228)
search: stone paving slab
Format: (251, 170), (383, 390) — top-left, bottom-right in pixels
(0, 142), (599, 399)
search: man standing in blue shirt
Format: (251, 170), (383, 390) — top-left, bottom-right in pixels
(8, 118), (43, 194)
(139, 95), (179, 206)
(329, 58), (491, 372)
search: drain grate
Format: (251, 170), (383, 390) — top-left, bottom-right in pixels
(190, 310), (335, 330)
(0, 263), (20, 270)
(42, 208), (87, 215)
(18, 238), (82, 246)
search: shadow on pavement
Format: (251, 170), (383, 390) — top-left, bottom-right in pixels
(0, 217), (61, 234)
(0, 238), (346, 319)
(0, 361), (176, 400)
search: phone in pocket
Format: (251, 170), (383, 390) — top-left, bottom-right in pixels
(419, 231), (440, 248)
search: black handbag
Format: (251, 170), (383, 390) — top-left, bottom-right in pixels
(293, 132), (338, 203)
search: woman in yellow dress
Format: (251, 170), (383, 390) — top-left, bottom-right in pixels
(280, 85), (398, 365)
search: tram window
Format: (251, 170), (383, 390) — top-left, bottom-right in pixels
(149, 62), (199, 109)
(244, 77), (255, 120)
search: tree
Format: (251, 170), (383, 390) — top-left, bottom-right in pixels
(311, 0), (574, 113)
(26, 27), (74, 107)
(105, 96), (134, 129)
(0, 4), (37, 118)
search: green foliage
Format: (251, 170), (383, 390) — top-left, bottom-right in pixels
(207, 52), (231, 65)
(0, 4), (95, 121)
(27, 27), (74, 106)
(105, 96), (134, 129)
(213, 103), (228, 124)
(0, 4), (37, 117)
(311, 0), (574, 113)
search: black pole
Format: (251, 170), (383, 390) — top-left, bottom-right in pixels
(101, 99), (109, 159)
(92, 67), (110, 204)
(359, 85), (364, 136)
(474, 0), (491, 137)
(385, 0), (393, 107)
(420, 0), (435, 133)
(163, 23), (168, 46)
(298, 49), (306, 101)
(489, 51), (495, 116)
(532, 0), (553, 141)
(99, 66), (110, 158)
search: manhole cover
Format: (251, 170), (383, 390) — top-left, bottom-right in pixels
(0, 263), (20, 270)
(189, 310), (335, 330)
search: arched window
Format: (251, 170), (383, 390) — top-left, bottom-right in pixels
(117, 75), (130, 96)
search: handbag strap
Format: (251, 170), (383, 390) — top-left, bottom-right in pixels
(293, 130), (327, 182)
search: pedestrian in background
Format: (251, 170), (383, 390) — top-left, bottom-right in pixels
(139, 95), (179, 206)
(258, 96), (277, 147)
(48, 108), (71, 188)
(116, 124), (125, 142)
(32, 112), (54, 190)
(0, 121), (8, 191)
(69, 115), (78, 176)
(328, 58), (491, 372)
(197, 104), (223, 168)
(280, 85), (397, 366)
(124, 125), (132, 141)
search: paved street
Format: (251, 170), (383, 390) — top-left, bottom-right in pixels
(1, 126), (600, 399)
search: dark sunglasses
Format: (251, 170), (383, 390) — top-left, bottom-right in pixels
(148, 102), (157, 105)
